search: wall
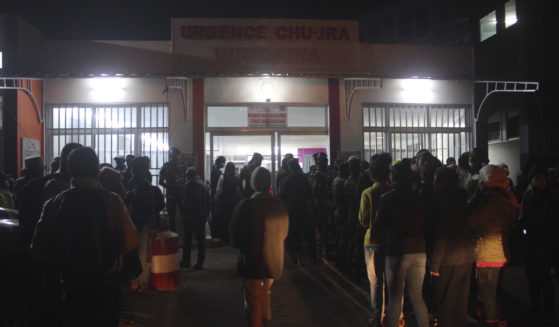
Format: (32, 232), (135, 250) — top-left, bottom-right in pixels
(489, 139), (520, 182)
(44, 77), (192, 157)
(204, 77), (329, 104)
(339, 78), (474, 154)
(17, 80), (43, 175)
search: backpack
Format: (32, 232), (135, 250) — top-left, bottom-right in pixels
(52, 188), (119, 276)
(126, 181), (164, 230)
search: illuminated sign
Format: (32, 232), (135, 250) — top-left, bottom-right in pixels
(172, 19), (359, 71)
(248, 105), (287, 127)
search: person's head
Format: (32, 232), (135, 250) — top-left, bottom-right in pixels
(99, 163), (113, 169)
(314, 152), (328, 171)
(282, 153), (294, 168)
(337, 161), (350, 179)
(185, 167), (198, 181)
(22, 156), (44, 178)
(287, 158), (301, 173)
(469, 147), (488, 172)
(169, 147), (181, 162)
(131, 157), (150, 178)
(250, 153), (263, 167)
(68, 147), (99, 179)
(215, 156), (226, 169)
(434, 167), (459, 191)
(99, 167), (124, 193)
(458, 152), (470, 169)
(114, 155), (125, 167)
(479, 164), (510, 189)
(446, 157), (456, 167)
(0, 172), (11, 190)
(224, 162), (236, 176)
(251, 167), (271, 193)
(417, 151), (436, 179)
(60, 143), (84, 174)
(390, 159), (412, 187)
(528, 166), (548, 191)
(348, 156), (361, 177)
(369, 153), (392, 183)
(125, 154), (135, 167)
(50, 157), (61, 174)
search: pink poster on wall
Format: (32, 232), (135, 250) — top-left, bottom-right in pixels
(297, 148), (327, 163)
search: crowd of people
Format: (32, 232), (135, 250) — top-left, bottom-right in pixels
(1, 142), (558, 327)
(211, 148), (559, 327)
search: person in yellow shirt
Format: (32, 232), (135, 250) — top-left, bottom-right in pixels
(358, 153), (392, 327)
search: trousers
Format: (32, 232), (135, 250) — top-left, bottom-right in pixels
(244, 278), (274, 327)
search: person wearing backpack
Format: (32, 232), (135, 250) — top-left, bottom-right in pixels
(32, 147), (139, 327)
(126, 156), (165, 293)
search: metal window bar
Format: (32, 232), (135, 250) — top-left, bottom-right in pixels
(363, 103), (472, 162)
(46, 104), (169, 187)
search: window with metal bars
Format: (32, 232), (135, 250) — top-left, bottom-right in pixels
(363, 104), (472, 162)
(45, 104), (169, 187)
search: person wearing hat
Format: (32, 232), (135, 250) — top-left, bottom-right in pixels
(239, 153), (264, 198)
(230, 167), (289, 327)
(468, 164), (520, 326)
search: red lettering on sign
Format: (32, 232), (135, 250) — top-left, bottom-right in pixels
(231, 26), (242, 39)
(244, 26), (255, 39)
(338, 27), (350, 41)
(326, 27), (336, 40)
(276, 26), (287, 39)
(257, 26), (267, 39)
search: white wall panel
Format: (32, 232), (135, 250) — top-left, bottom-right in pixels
(44, 77), (192, 154)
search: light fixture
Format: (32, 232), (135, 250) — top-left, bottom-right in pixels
(89, 77), (126, 101)
(400, 78), (434, 103)
(261, 81), (275, 102)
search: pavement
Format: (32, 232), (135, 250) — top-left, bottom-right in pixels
(123, 240), (559, 327)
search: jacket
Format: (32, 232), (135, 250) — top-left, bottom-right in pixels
(375, 186), (426, 256)
(430, 188), (475, 273)
(359, 181), (391, 247)
(230, 192), (289, 279)
(468, 187), (520, 264)
(32, 178), (138, 278)
(180, 176), (211, 224)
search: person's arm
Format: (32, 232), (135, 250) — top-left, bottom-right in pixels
(112, 195), (139, 254)
(230, 200), (249, 249)
(31, 199), (58, 267)
(158, 166), (167, 188)
(358, 190), (372, 228)
(215, 175), (224, 204)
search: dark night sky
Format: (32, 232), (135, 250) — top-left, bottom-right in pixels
(2, 0), (381, 40)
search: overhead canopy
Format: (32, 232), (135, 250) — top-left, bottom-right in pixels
(10, 18), (474, 79)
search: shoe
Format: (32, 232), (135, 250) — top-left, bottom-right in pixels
(193, 264), (203, 270)
(180, 261), (190, 268)
(137, 284), (158, 295)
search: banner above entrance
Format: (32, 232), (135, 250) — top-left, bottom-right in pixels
(172, 18), (360, 72)
(248, 105), (287, 128)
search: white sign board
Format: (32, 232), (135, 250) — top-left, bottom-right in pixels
(248, 105), (287, 127)
(22, 138), (41, 163)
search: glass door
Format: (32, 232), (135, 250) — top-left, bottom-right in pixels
(277, 133), (329, 173)
(207, 133), (275, 181)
